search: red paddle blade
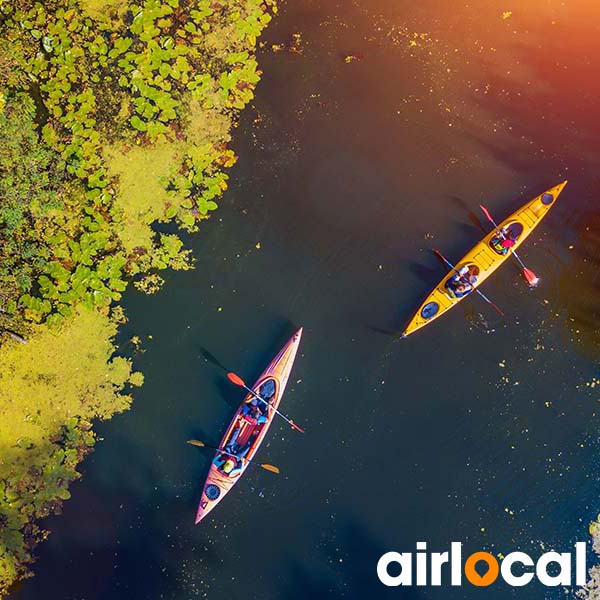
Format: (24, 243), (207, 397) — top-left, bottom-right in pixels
(523, 268), (539, 287)
(227, 372), (246, 387)
(489, 302), (505, 317)
(479, 204), (493, 222)
(290, 420), (306, 434)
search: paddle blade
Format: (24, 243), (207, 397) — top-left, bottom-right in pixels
(432, 249), (444, 263)
(289, 420), (306, 434)
(479, 204), (494, 222)
(523, 268), (539, 287)
(261, 464), (280, 474)
(187, 440), (205, 447)
(488, 301), (505, 317)
(227, 372), (246, 387)
(432, 249), (452, 270)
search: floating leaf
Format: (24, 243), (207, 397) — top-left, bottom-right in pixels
(130, 114), (147, 131)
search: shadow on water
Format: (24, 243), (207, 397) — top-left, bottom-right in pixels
(454, 221), (481, 243)
(366, 325), (403, 338)
(199, 347), (230, 374)
(215, 376), (240, 411)
(199, 345), (268, 410)
(409, 259), (439, 286)
(448, 196), (487, 235)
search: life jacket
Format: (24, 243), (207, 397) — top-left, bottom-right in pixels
(491, 238), (508, 254)
(236, 414), (258, 446)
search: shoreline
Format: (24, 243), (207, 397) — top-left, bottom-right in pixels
(0, 0), (277, 593)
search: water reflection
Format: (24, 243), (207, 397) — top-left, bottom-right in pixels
(559, 204), (600, 358)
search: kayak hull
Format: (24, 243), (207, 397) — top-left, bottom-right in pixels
(195, 328), (303, 523)
(402, 181), (567, 337)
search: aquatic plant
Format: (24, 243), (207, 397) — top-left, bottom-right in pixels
(0, 310), (141, 590)
(0, 0), (276, 592)
(0, 0), (274, 324)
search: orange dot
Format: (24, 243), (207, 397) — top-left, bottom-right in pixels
(464, 552), (500, 587)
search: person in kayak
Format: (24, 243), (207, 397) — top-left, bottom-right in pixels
(258, 379), (276, 400)
(491, 226), (518, 255)
(225, 407), (266, 455)
(446, 265), (478, 298)
(242, 401), (270, 420)
(246, 379), (276, 415)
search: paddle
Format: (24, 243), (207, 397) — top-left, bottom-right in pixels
(433, 249), (505, 317)
(479, 204), (539, 286)
(227, 372), (306, 433)
(187, 440), (280, 474)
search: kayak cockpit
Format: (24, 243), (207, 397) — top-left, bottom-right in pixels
(489, 221), (524, 255)
(247, 378), (278, 410)
(420, 301), (440, 320)
(445, 264), (480, 299)
(214, 377), (279, 478)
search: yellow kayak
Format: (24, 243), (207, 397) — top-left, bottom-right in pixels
(402, 181), (568, 338)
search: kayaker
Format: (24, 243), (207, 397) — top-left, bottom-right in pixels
(454, 282), (471, 297)
(225, 408), (264, 455)
(246, 379), (276, 414)
(491, 227), (517, 255)
(446, 265), (478, 298)
(240, 404), (268, 424)
(243, 399), (270, 421)
(250, 406), (265, 422)
(259, 379), (276, 401)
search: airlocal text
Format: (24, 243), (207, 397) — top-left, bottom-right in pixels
(377, 542), (587, 587)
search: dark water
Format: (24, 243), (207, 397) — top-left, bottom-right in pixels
(13, 1), (600, 599)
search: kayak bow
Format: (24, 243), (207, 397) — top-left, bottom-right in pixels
(401, 181), (567, 337)
(195, 328), (303, 523)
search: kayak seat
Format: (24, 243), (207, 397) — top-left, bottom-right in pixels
(236, 420), (258, 447)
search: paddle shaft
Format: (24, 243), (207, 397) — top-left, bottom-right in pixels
(434, 250), (505, 317)
(187, 440), (278, 472)
(240, 382), (304, 433)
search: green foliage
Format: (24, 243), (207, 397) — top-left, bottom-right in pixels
(0, 310), (137, 594)
(0, 93), (65, 305)
(0, 0), (276, 592)
(0, 0), (275, 324)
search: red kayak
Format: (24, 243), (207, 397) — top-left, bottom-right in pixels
(195, 328), (303, 523)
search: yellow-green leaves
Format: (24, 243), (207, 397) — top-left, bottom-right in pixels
(0, 0), (277, 592)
